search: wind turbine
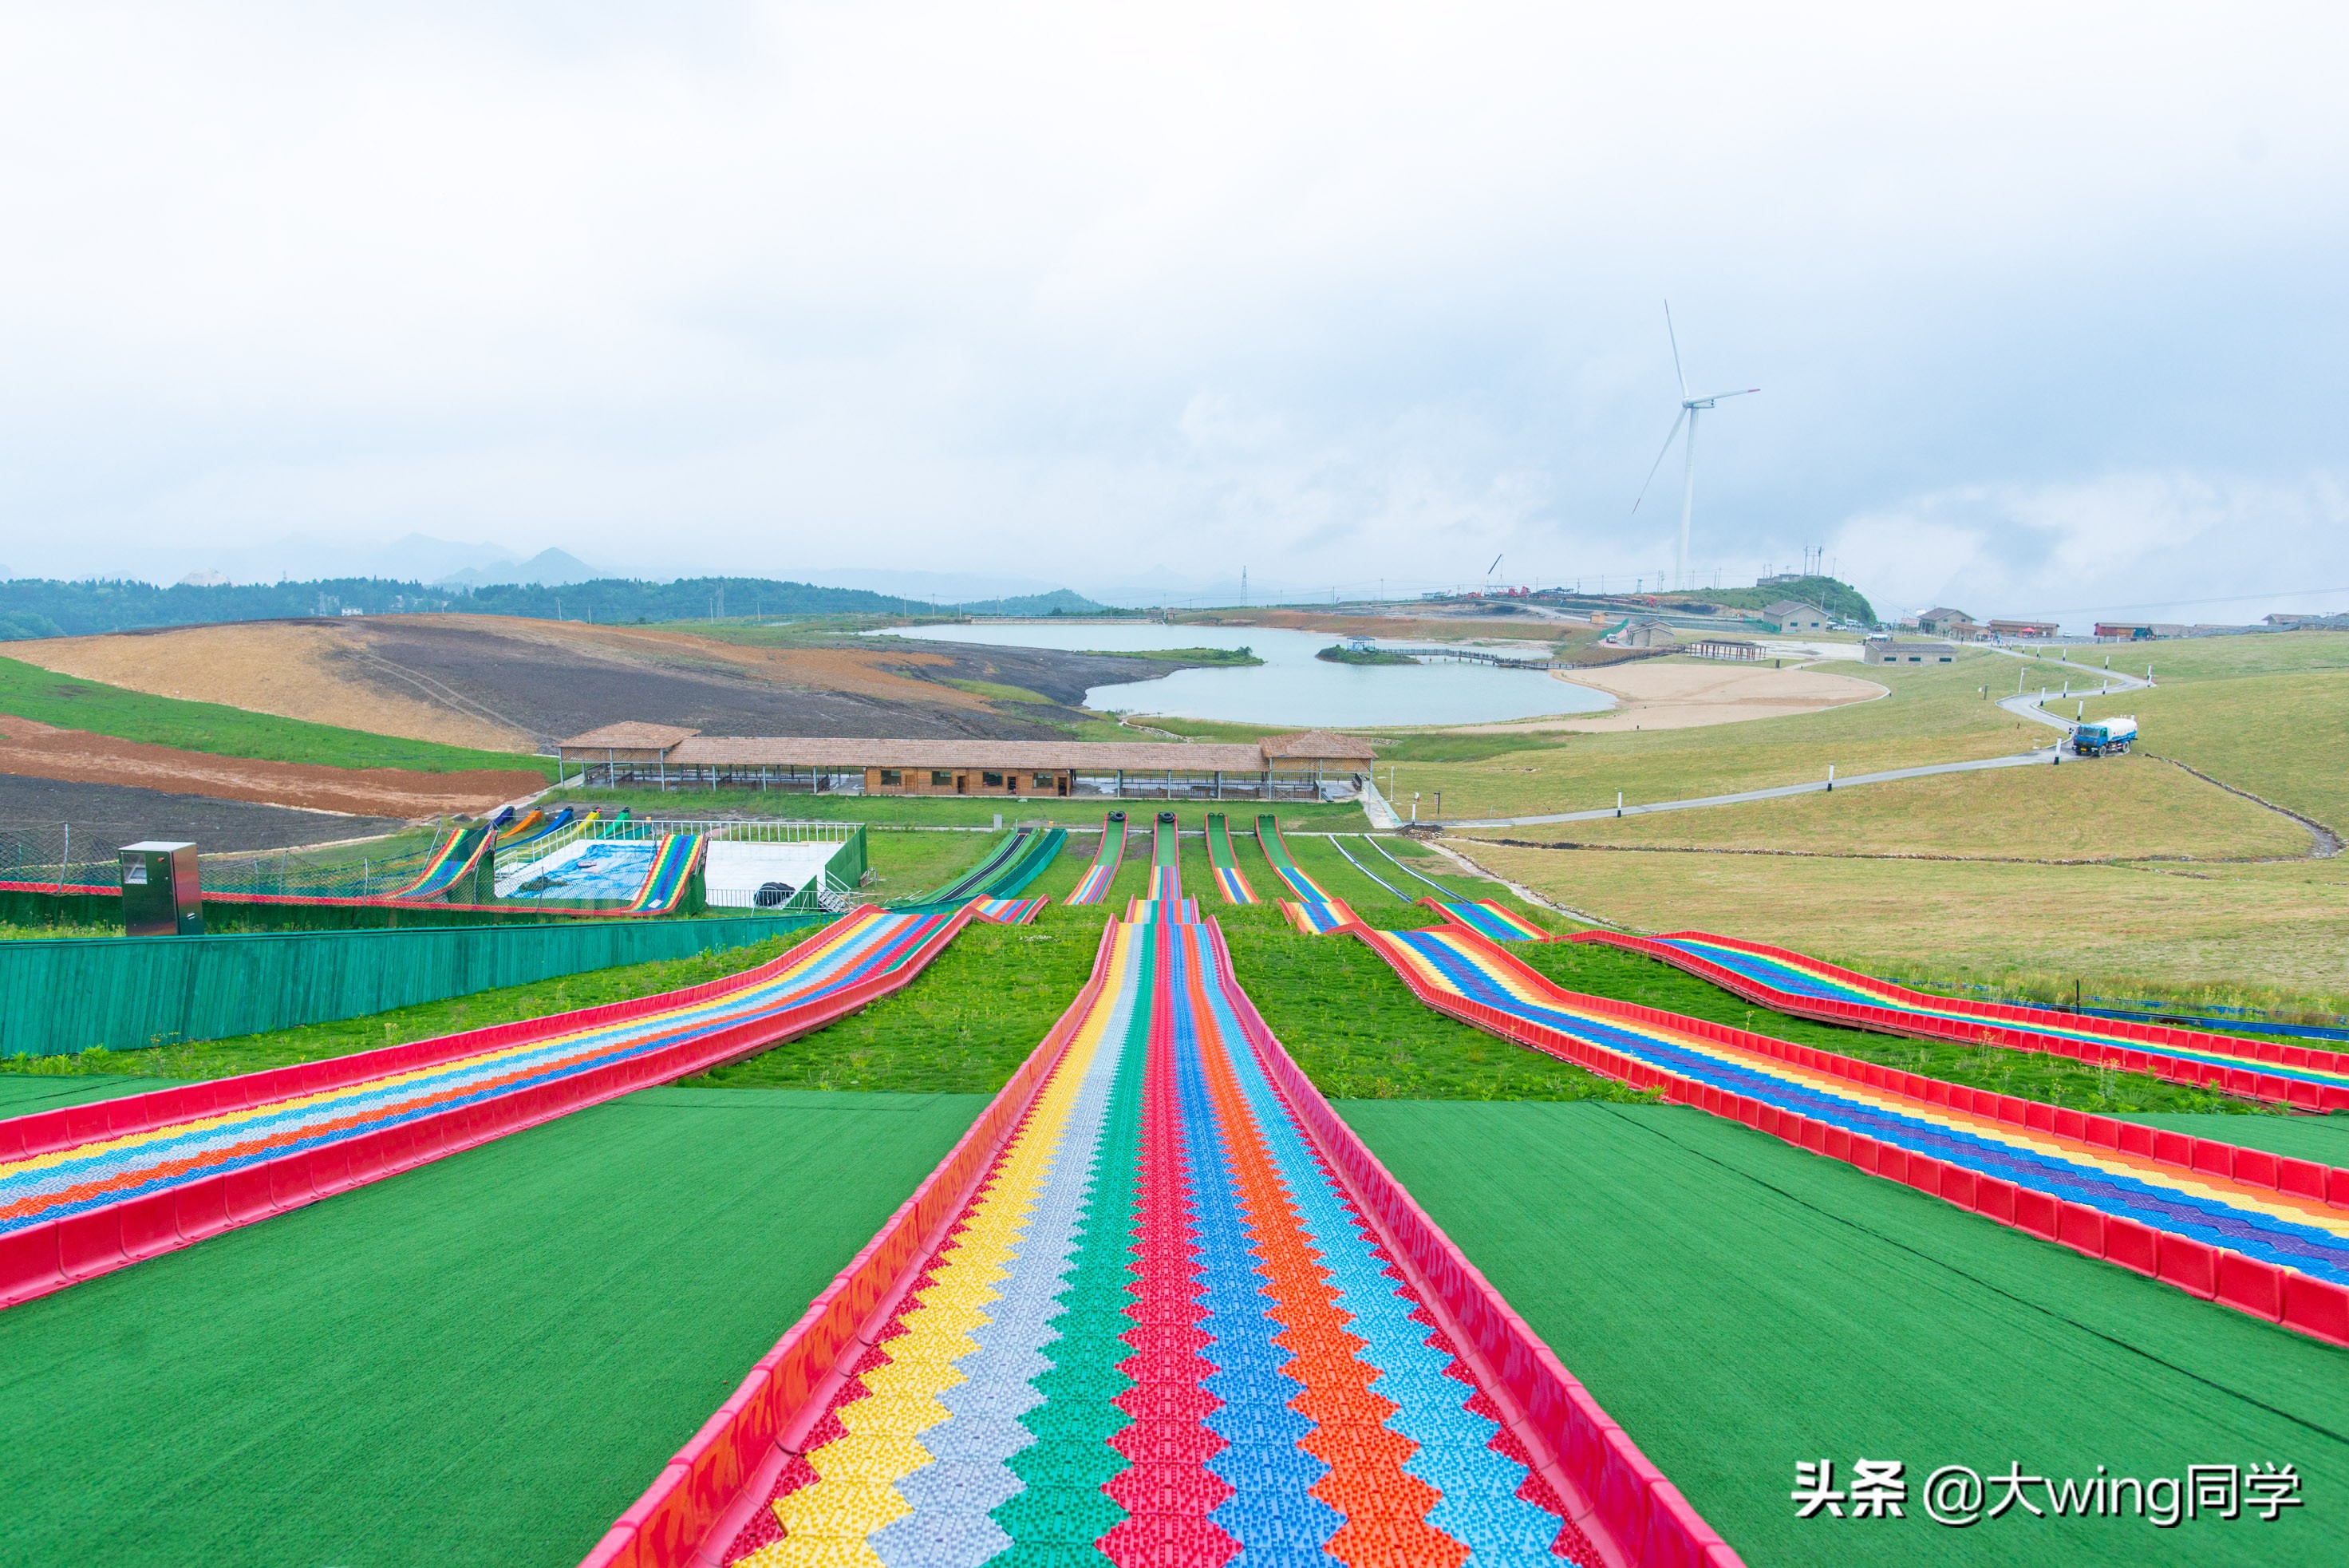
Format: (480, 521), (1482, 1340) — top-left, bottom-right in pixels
(1631, 303), (1758, 592)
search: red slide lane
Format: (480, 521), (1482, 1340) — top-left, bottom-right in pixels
(1361, 928), (2349, 1349)
(578, 918), (1123, 1568)
(1574, 929), (2349, 1113)
(0, 907), (976, 1310)
(1204, 932), (1739, 1566)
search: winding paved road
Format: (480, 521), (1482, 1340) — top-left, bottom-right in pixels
(1435, 645), (2152, 831)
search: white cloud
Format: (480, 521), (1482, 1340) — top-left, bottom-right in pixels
(1830, 472), (2349, 627)
(0, 2), (2343, 608)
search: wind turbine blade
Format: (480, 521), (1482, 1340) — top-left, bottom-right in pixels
(1486, 552), (1505, 575)
(1664, 301), (1689, 400)
(1630, 409), (1688, 514)
(1696, 387), (1761, 401)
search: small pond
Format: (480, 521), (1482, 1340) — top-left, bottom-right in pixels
(869, 622), (1612, 728)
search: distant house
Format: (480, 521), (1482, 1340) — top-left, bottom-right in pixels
(1761, 600), (1830, 634)
(553, 725), (1376, 798)
(2094, 622), (2185, 641)
(1620, 617), (1679, 649)
(1257, 730), (1381, 772)
(1862, 638), (1958, 666)
(1689, 637), (1764, 662)
(1985, 618), (2059, 640)
(2265, 612), (2349, 630)
(1916, 606), (1976, 638)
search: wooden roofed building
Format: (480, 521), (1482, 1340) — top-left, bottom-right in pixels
(555, 726), (1381, 800)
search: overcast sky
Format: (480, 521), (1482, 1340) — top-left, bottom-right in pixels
(2, 3), (2344, 625)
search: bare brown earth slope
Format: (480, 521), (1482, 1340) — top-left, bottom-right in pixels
(17, 617), (1194, 750)
(0, 774), (408, 852)
(0, 713), (543, 819)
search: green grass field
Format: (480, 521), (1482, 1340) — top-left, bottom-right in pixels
(1345, 1100), (2344, 1567)
(0, 1083), (985, 1568)
(1508, 752), (2311, 862)
(0, 654), (557, 776)
(2074, 631), (2349, 831)
(1222, 906), (1643, 1100)
(1460, 839), (2349, 1016)
(683, 915), (1107, 1092)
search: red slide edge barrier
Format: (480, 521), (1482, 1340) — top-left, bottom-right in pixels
(575, 918), (1124, 1568)
(1574, 929), (2349, 1114)
(1209, 921), (1743, 1568)
(0, 879), (705, 921)
(0, 907), (973, 1312)
(1562, 932), (2349, 1206)
(0, 908), (908, 1166)
(1363, 928), (2349, 1353)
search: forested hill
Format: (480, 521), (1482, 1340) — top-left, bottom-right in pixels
(0, 577), (1109, 640)
(1669, 575), (1877, 625)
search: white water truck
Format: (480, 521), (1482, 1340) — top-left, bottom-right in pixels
(2072, 713), (2138, 756)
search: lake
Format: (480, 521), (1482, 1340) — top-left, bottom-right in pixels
(868, 622), (1613, 727)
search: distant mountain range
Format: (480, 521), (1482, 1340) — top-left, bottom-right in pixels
(0, 574), (1113, 642)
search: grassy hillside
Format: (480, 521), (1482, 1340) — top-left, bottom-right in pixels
(1458, 839), (2349, 1013)
(0, 655), (555, 776)
(1391, 653), (2078, 821)
(2074, 630), (2349, 831)
(1496, 751), (2309, 861)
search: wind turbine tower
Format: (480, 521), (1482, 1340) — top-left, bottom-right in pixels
(1632, 303), (1759, 591)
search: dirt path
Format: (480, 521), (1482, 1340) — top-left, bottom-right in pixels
(1447, 661), (1885, 734)
(0, 714), (543, 819)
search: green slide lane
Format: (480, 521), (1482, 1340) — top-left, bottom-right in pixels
(1340, 1099), (2346, 1567)
(0, 1085), (985, 1567)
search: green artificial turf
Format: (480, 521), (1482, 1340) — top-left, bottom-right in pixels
(0, 1072), (184, 1113)
(1343, 1099), (2347, 1567)
(1527, 940), (2277, 1120)
(0, 1085), (985, 1568)
(0, 654), (555, 776)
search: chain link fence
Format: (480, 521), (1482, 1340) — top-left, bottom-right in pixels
(0, 822), (444, 899)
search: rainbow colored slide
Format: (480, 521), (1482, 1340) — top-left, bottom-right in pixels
(0, 906), (976, 1310)
(1355, 922), (2349, 1347)
(384, 825), (493, 901)
(1577, 930), (2349, 1114)
(1253, 813), (1331, 902)
(495, 807), (571, 852)
(1281, 898), (1361, 935)
(1203, 812), (1258, 904)
(623, 834), (705, 914)
(1064, 812), (1127, 905)
(969, 897), (1047, 926)
(582, 887), (1738, 1568)
(1427, 899), (1555, 942)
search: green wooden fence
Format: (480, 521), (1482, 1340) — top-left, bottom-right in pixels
(0, 912), (826, 1059)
